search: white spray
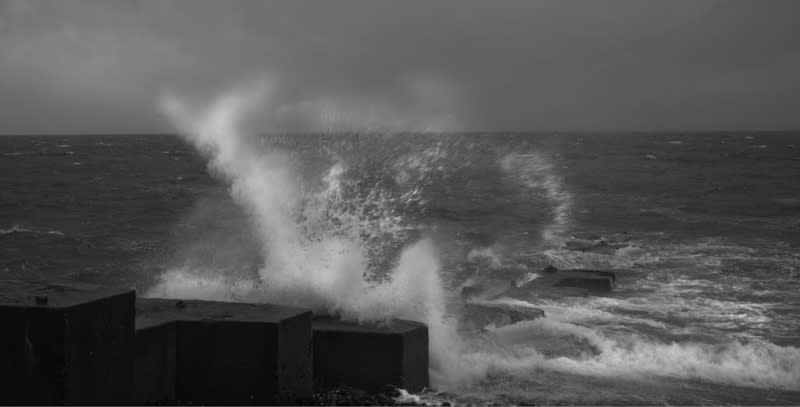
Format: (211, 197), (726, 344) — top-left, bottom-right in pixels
(148, 80), (800, 396)
(501, 152), (573, 244)
(151, 79), (465, 386)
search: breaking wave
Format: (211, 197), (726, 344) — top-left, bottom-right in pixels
(470, 318), (800, 391)
(145, 79), (800, 396)
(149, 79), (464, 383)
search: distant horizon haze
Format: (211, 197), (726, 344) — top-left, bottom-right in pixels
(1, 130), (800, 137)
(1, 0), (799, 133)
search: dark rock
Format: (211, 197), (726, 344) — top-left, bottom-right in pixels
(564, 239), (601, 252)
(458, 279), (514, 300)
(460, 285), (480, 298)
(463, 303), (545, 330)
(312, 316), (429, 393)
(542, 265), (559, 273)
(565, 269), (616, 283)
(306, 386), (420, 406)
(564, 239), (626, 255)
(553, 270), (615, 292)
(0, 280), (135, 404)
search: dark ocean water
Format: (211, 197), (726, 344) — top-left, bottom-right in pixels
(2, 133), (800, 404)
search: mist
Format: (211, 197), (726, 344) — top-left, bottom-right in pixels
(2, 0), (800, 133)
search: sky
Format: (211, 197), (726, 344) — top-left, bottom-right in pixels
(0, 0), (799, 133)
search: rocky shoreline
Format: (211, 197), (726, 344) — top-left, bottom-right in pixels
(306, 387), (436, 406)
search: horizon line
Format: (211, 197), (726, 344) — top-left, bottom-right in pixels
(1, 129), (800, 137)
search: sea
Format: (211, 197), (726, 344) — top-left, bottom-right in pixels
(2, 131), (800, 405)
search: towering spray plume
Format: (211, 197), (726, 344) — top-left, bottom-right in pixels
(148, 82), (800, 395)
(152, 79), (465, 386)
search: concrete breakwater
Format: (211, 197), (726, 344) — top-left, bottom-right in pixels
(0, 281), (429, 405)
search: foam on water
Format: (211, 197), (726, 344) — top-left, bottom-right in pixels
(453, 294), (800, 391)
(453, 232), (800, 392)
(472, 319), (800, 391)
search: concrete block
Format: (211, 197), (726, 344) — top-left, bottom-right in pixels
(0, 280), (135, 405)
(136, 298), (312, 405)
(566, 269), (616, 283)
(553, 270), (616, 292)
(312, 316), (428, 393)
(134, 318), (175, 404)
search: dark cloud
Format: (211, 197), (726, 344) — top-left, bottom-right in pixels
(0, 0), (798, 133)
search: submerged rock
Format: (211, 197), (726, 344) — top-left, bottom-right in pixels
(564, 238), (629, 255)
(564, 269), (616, 283)
(461, 265), (618, 300)
(542, 265), (559, 273)
(460, 279), (514, 300)
(564, 239), (602, 252)
(553, 270), (616, 292)
(462, 302), (546, 330)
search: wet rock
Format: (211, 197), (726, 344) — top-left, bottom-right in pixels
(564, 239), (601, 252)
(564, 238), (627, 255)
(554, 277), (613, 292)
(463, 303), (546, 330)
(565, 269), (616, 284)
(459, 279), (514, 300)
(305, 385), (431, 406)
(553, 270), (615, 292)
(542, 265), (559, 273)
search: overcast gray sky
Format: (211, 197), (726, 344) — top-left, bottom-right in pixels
(1, 0), (799, 133)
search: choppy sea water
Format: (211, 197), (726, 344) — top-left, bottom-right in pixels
(2, 131), (800, 405)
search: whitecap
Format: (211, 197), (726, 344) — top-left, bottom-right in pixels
(462, 318), (800, 391)
(0, 225), (33, 235)
(0, 225), (65, 237)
